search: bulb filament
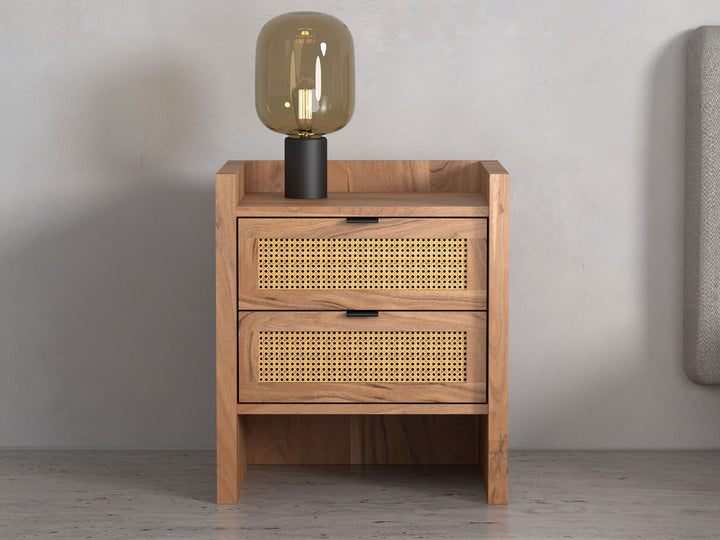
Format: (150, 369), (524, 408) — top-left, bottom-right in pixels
(297, 88), (313, 130)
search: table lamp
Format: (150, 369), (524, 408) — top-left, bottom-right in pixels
(255, 12), (355, 198)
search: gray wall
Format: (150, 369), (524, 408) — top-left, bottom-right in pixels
(1, 0), (720, 450)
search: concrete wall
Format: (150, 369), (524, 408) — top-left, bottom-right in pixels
(1, 0), (720, 449)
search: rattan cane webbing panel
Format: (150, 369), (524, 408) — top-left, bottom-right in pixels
(257, 238), (467, 290)
(257, 331), (467, 382)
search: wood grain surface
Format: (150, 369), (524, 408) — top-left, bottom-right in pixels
(237, 218), (487, 310)
(235, 192), (488, 217)
(215, 162), (243, 503)
(216, 160), (508, 505)
(242, 160), (484, 193)
(236, 403), (488, 415)
(237, 311), (487, 403)
(479, 161), (510, 504)
(245, 415), (480, 465)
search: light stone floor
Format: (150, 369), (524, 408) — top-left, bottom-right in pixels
(0, 451), (719, 539)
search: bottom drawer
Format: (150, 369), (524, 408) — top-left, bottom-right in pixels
(238, 311), (486, 403)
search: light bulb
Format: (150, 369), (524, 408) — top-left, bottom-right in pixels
(255, 12), (355, 198)
(256, 12), (354, 138)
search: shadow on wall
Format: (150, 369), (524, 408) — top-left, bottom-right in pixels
(0, 59), (216, 448)
(643, 31), (690, 390)
(516, 31), (720, 449)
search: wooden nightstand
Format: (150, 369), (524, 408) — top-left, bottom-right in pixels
(216, 160), (509, 504)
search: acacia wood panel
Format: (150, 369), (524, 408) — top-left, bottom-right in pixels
(236, 403), (488, 415)
(215, 162), (243, 503)
(237, 218), (487, 310)
(238, 311), (486, 403)
(235, 192), (488, 217)
(238, 383), (485, 403)
(242, 160), (483, 193)
(351, 415), (480, 464)
(245, 415), (479, 465)
(479, 161), (509, 505)
(215, 159), (508, 502)
(246, 415), (351, 464)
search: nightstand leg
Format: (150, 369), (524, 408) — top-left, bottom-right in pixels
(217, 415), (246, 504)
(481, 163), (509, 504)
(480, 414), (508, 504)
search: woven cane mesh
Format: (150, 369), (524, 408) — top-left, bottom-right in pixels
(257, 238), (467, 290)
(257, 331), (467, 382)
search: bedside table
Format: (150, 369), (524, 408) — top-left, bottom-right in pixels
(216, 160), (509, 504)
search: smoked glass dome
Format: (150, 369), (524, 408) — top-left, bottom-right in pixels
(255, 12), (355, 138)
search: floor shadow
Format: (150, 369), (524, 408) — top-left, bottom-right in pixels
(270, 464), (488, 504)
(0, 450), (217, 504)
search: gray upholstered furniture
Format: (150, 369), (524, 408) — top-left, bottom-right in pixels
(685, 26), (720, 384)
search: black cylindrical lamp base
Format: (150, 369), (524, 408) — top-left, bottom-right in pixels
(284, 137), (327, 199)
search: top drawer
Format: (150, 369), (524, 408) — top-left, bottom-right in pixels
(237, 218), (486, 310)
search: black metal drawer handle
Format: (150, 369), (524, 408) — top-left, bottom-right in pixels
(346, 217), (379, 223)
(346, 310), (379, 317)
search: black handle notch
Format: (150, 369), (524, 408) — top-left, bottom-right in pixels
(346, 217), (379, 223)
(346, 310), (379, 317)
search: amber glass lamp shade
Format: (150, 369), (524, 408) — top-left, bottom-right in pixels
(255, 12), (355, 198)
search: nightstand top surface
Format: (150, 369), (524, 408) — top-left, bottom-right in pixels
(235, 191), (488, 217)
(217, 160), (507, 217)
